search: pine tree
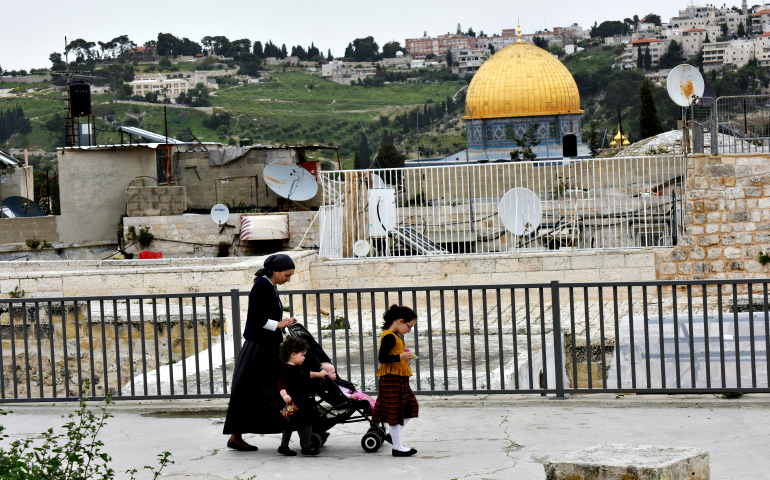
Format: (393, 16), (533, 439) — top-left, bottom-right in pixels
(644, 47), (652, 70)
(353, 151), (364, 169)
(637, 46), (643, 69)
(280, 44), (288, 58)
(357, 135), (371, 168)
(253, 41), (264, 58)
(327, 49), (333, 61)
(738, 21), (746, 38)
(639, 78), (663, 139)
(587, 120), (601, 157)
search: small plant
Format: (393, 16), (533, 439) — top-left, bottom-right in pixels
(283, 306), (290, 312)
(40, 239), (53, 250)
(759, 251), (770, 266)
(721, 392), (744, 399)
(322, 316), (347, 330)
(216, 241), (230, 257)
(126, 226), (155, 249)
(25, 238), (40, 249)
(0, 379), (173, 480)
(8, 285), (25, 298)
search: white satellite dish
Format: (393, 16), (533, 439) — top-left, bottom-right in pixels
(211, 204), (230, 226)
(264, 162), (319, 201)
(666, 64), (705, 107)
(499, 188), (542, 236)
(370, 173), (386, 189)
(353, 239), (371, 257)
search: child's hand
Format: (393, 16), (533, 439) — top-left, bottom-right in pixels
(399, 351), (413, 361)
(283, 394), (292, 404)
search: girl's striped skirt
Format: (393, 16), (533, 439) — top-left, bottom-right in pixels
(372, 375), (419, 426)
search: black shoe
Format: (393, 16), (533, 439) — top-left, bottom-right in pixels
(301, 447), (320, 456)
(227, 439), (258, 452)
(384, 434), (392, 444)
(277, 446), (297, 456)
(392, 447), (417, 457)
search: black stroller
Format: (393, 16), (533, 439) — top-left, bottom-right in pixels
(287, 323), (391, 452)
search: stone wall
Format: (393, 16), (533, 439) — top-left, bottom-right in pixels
(0, 216), (59, 245)
(123, 213), (246, 257)
(310, 248), (657, 289)
(0, 166), (34, 201)
(288, 210), (319, 249)
(656, 153), (770, 280)
(126, 186), (186, 216)
(0, 250), (316, 298)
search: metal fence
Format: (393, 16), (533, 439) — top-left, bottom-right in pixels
(1, 278), (768, 403)
(714, 95), (770, 154)
(318, 156), (686, 259)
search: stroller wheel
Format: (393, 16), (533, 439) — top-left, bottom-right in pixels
(310, 433), (323, 449)
(361, 432), (382, 453)
(320, 431), (330, 445)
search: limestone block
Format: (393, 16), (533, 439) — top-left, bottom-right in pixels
(37, 277), (63, 292)
(335, 264), (359, 278)
(658, 263), (677, 275)
(525, 270), (565, 284)
(543, 444), (709, 480)
(0, 279), (20, 294)
(441, 260), (470, 274)
(624, 253), (652, 268)
(494, 257), (519, 272)
(542, 256), (571, 271)
(519, 257), (543, 271)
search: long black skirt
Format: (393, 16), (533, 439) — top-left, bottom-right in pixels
(223, 340), (286, 435)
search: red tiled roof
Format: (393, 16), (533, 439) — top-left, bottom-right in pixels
(759, 32), (770, 37)
(753, 8), (770, 16)
(683, 28), (707, 33)
(628, 38), (663, 45)
(195, 53), (205, 57)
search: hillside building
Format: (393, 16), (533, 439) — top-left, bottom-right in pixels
(405, 33), (476, 58)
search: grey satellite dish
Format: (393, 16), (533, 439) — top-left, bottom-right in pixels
(0, 196), (45, 218)
(211, 204), (230, 226)
(499, 188), (542, 236)
(353, 239), (371, 257)
(264, 162), (319, 201)
(667, 64), (705, 107)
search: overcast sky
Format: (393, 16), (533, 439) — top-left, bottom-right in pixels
(2, 0), (692, 71)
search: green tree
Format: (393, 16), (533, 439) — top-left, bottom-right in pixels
(351, 36), (380, 62)
(446, 50), (453, 67)
(637, 46), (643, 69)
(738, 21), (746, 37)
(44, 114), (64, 136)
(657, 40), (684, 69)
(253, 40), (264, 58)
(357, 134), (371, 168)
(327, 49), (333, 61)
(382, 41), (405, 58)
(644, 47), (652, 70)
(639, 78), (663, 139)
(587, 120), (601, 157)
(720, 23), (729, 37)
(376, 143), (404, 169)
(533, 36), (549, 49)
(704, 33), (711, 43)
(643, 14), (662, 26)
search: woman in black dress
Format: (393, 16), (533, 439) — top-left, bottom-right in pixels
(223, 253), (298, 451)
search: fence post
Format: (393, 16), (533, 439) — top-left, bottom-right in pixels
(230, 289), (243, 359)
(672, 190), (678, 246)
(551, 280), (566, 399)
(710, 106), (718, 154)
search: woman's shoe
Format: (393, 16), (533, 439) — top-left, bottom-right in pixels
(301, 447), (320, 456)
(227, 439), (258, 452)
(392, 447), (417, 457)
(277, 446), (297, 456)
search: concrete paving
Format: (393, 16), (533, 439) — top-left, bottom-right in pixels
(1, 394), (769, 480)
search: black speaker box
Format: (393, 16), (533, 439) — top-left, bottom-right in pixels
(70, 82), (91, 116)
(562, 134), (577, 158)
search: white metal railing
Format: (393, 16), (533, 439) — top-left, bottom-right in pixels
(319, 155), (685, 259)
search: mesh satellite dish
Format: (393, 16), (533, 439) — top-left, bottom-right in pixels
(0, 196), (45, 218)
(353, 239), (371, 257)
(264, 162), (319, 201)
(667, 64), (705, 107)
(211, 204), (230, 226)
(499, 188), (542, 236)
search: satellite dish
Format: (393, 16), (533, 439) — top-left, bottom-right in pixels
(370, 173), (386, 189)
(353, 240), (371, 257)
(667, 64), (705, 107)
(211, 204), (230, 226)
(499, 188), (542, 236)
(0, 196), (45, 218)
(264, 162), (319, 201)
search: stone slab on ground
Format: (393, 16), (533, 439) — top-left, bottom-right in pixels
(544, 443), (709, 479)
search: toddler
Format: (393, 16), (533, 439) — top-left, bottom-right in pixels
(320, 362), (376, 411)
(277, 337), (328, 456)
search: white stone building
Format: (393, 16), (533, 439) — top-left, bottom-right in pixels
(702, 38), (755, 70)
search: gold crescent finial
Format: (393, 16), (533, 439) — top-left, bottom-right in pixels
(517, 20), (522, 43)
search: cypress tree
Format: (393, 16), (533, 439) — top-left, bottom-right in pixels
(644, 47), (652, 71)
(639, 78), (663, 139)
(637, 46), (643, 69)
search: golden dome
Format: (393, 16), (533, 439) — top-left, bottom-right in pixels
(463, 41), (583, 120)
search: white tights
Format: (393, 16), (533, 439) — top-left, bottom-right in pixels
(389, 418), (412, 452)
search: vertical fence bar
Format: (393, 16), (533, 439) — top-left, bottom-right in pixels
(598, 287), (607, 389)
(717, 286), (726, 388)
(427, 290), (435, 390)
(138, 300), (148, 396)
(9, 303), (18, 398)
(153, 299), (162, 395)
(613, 286), (621, 389)
(218, 296), (227, 395)
(482, 289), (490, 390)
(628, 286), (637, 389)
(440, 290), (449, 390)
(584, 287), (592, 390)
(687, 286), (696, 388)
(525, 288), (534, 389)
(330, 294), (337, 367)
(99, 301), (108, 397)
(468, 289), (477, 390)
(205, 296), (214, 394)
(496, 288), (505, 390)
(551, 281), (565, 398)
(178, 297), (187, 395)
(454, 289), (463, 390)
(85, 301), (96, 396)
(642, 286), (651, 388)
(48, 302), (57, 398)
(191, 297), (201, 395)
(569, 287), (577, 391)
(22, 302), (31, 398)
(111, 300), (119, 398)
(538, 288), (548, 392)
(412, 290), (421, 391)
(657, 285), (666, 389)
(748, 284), (757, 388)
(764, 283), (770, 387)
(343, 293), (352, 383)
(230, 289), (242, 359)
(126, 300), (135, 396)
(732, 284), (741, 388)
(702, 285), (711, 388)
(356, 293), (365, 391)
(166, 298), (174, 396)
(34, 303), (44, 398)
(672, 286), (681, 388)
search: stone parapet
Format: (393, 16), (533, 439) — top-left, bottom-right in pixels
(0, 216), (59, 245)
(126, 186), (187, 217)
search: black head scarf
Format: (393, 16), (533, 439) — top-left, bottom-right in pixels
(255, 253), (296, 281)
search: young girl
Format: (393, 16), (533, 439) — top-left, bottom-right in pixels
(372, 305), (419, 457)
(277, 337), (328, 456)
(320, 362), (377, 411)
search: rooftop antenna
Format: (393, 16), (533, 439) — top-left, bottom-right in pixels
(355, 114), (380, 168)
